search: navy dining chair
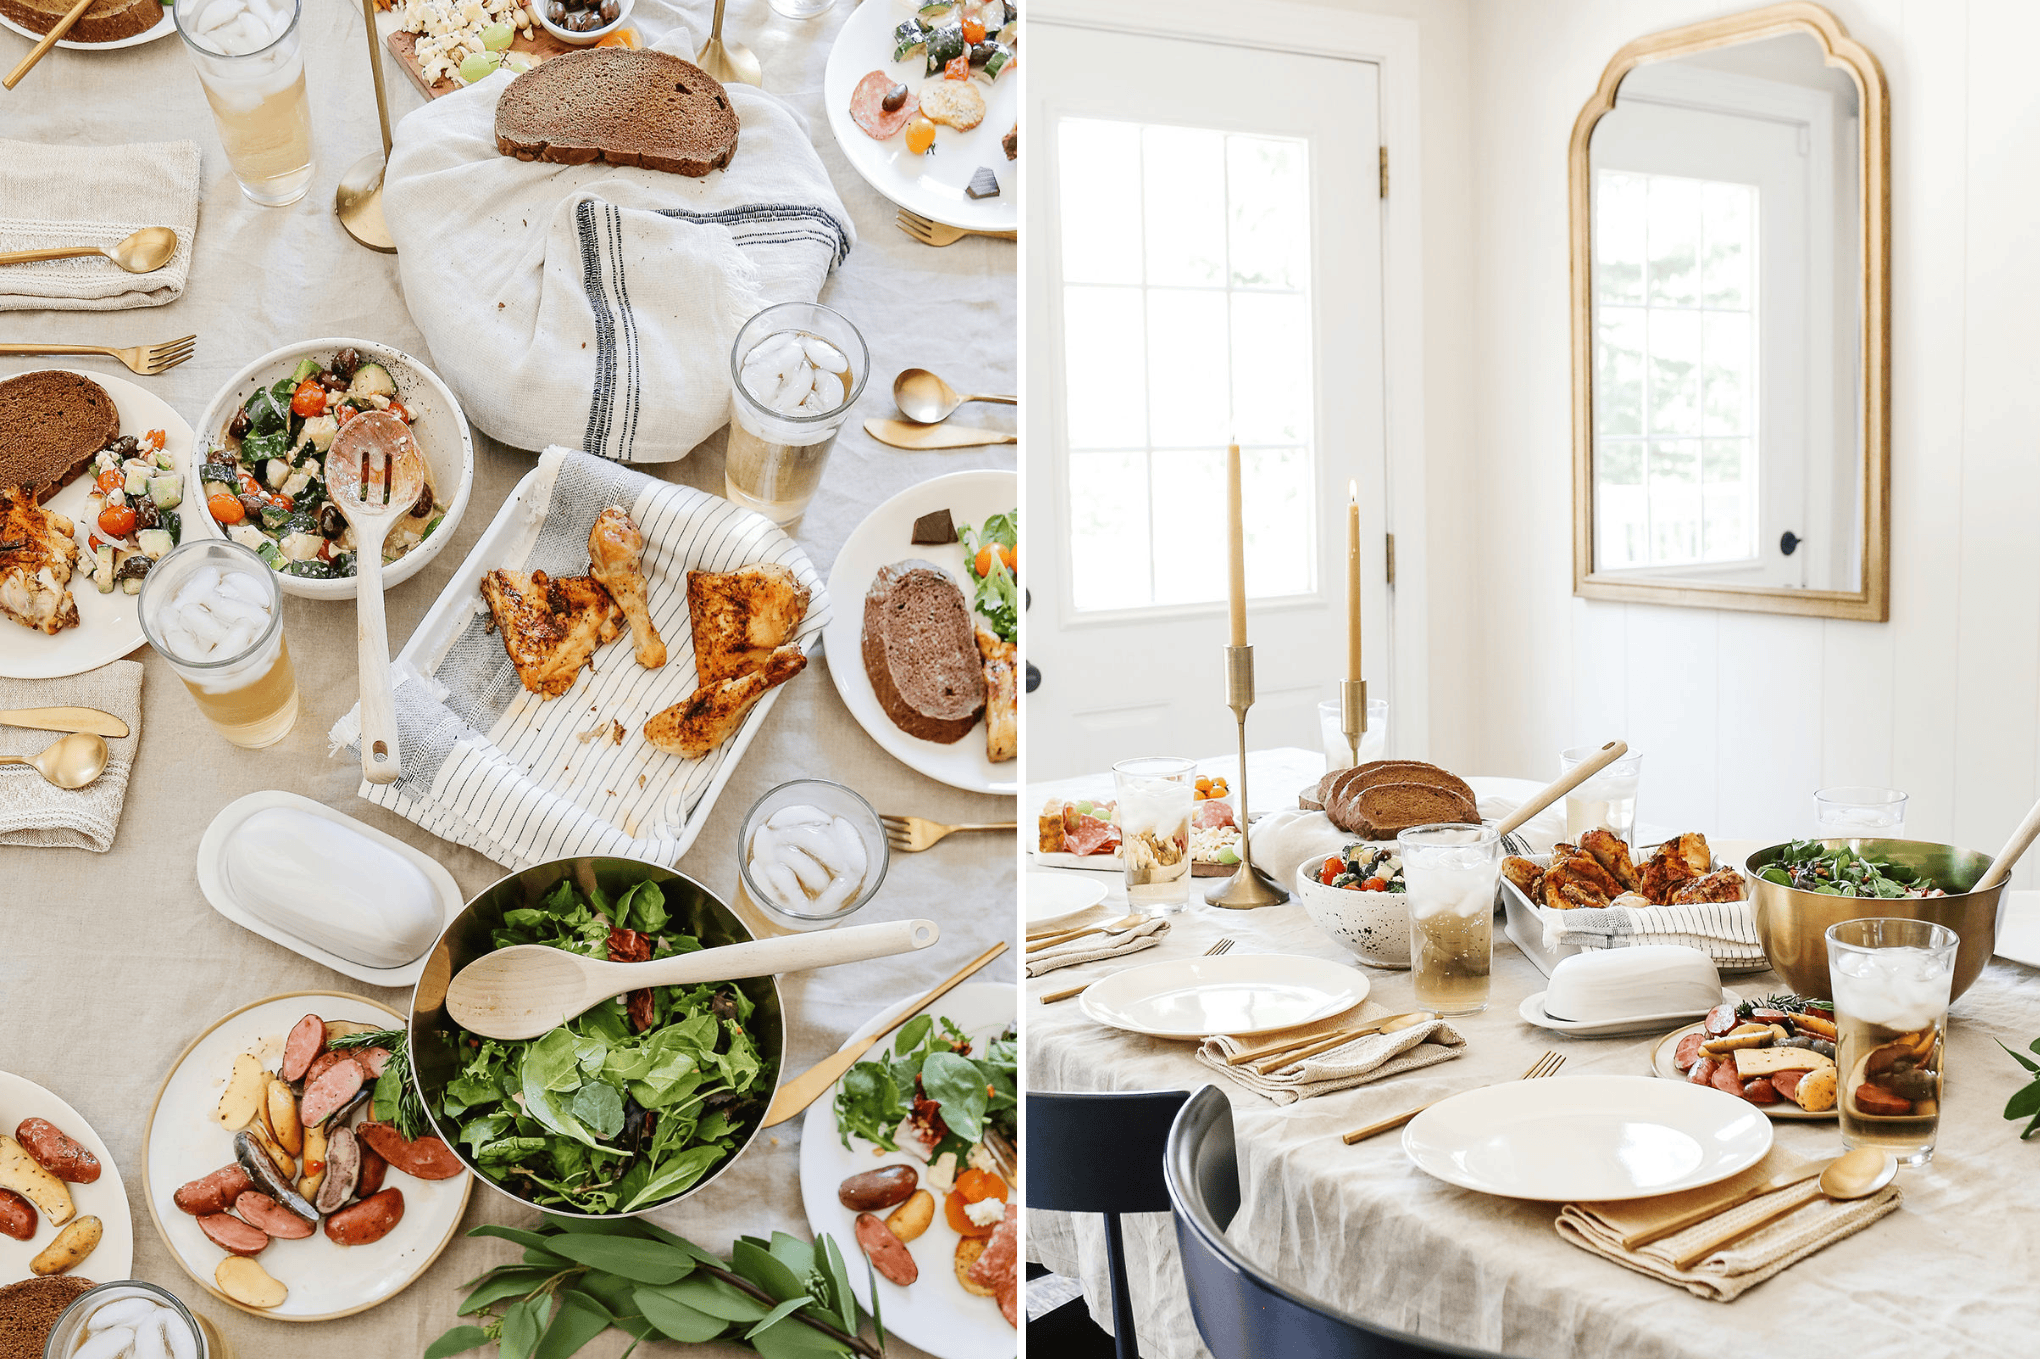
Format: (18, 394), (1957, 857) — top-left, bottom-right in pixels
(1026, 1088), (1192, 1359)
(1165, 1086), (1516, 1359)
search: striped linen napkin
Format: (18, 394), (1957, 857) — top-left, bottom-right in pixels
(1196, 1001), (1464, 1105)
(0, 661), (141, 851)
(1537, 897), (1769, 972)
(328, 448), (827, 868)
(0, 140), (199, 312)
(1025, 918), (1169, 976)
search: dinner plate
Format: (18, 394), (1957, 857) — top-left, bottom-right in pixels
(797, 981), (1016, 1359)
(0, 0), (176, 50)
(143, 992), (471, 1322)
(823, 469), (1016, 795)
(1025, 871), (1107, 928)
(0, 1070), (133, 1287)
(821, 0), (1017, 232)
(0, 370), (206, 680)
(1518, 987), (1736, 1038)
(1402, 1074), (1774, 1201)
(1029, 849), (1122, 873)
(1078, 953), (1369, 1039)
(1649, 1022), (1834, 1120)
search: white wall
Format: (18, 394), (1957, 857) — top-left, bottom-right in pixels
(1461, 0), (2040, 876)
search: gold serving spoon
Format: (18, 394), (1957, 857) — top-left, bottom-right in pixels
(892, 368), (1017, 425)
(0, 732), (108, 789)
(1669, 1146), (1898, 1269)
(696, 0), (760, 87)
(0, 227), (178, 274)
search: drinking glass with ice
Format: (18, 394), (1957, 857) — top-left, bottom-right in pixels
(1826, 917), (1958, 1166)
(139, 540), (300, 749)
(174, 0), (315, 206)
(738, 779), (890, 931)
(725, 302), (870, 527)
(1814, 787), (1909, 841)
(1399, 823), (1501, 1014)
(1113, 756), (1197, 914)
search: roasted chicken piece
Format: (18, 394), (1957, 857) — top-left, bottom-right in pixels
(1579, 828), (1640, 891)
(975, 624), (1016, 764)
(1539, 861), (1612, 910)
(1659, 832), (1713, 876)
(644, 644), (806, 760)
(1502, 856), (1544, 900)
(0, 486), (80, 636)
(587, 506), (665, 669)
(1636, 844), (1703, 905)
(1552, 851), (1625, 900)
(687, 564), (810, 686)
(479, 568), (623, 699)
(1667, 868), (1746, 906)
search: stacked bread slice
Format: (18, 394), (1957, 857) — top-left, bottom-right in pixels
(1302, 760), (1481, 840)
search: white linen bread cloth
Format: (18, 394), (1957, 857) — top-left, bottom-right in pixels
(1537, 897), (1770, 972)
(0, 661), (142, 852)
(327, 448), (829, 869)
(380, 36), (855, 462)
(0, 140), (200, 311)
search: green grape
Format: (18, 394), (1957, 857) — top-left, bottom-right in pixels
(458, 50), (498, 82)
(481, 21), (513, 50)
(502, 51), (533, 71)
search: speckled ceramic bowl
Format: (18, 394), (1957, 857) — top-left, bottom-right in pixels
(1295, 861), (1409, 968)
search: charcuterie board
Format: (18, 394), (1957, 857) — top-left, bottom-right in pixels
(386, 27), (580, 99)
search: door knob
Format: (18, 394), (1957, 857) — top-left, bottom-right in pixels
(1780, 531), (1802, 557)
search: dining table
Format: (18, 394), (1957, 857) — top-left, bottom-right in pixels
(0, 1), (1015, 1354)
(1026, 749), (2040, 1359)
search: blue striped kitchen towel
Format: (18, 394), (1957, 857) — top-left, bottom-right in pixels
(382, 31), (853, 462)
(328, 448), (830, 869)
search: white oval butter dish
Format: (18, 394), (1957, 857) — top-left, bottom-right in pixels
(197, 790), (463, 986)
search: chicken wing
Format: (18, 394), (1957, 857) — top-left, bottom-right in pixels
(0, 486), (80, 636)
(1552, 851), (1625, 900)
(1635, 846), (1701, 905)
(975, 624), (1016, 764)
(1667, 868), (1747, 905)
(1539, 862), (1612, 910)
(1660, 832), (1713, 876)
(587, 506), (665, 669)
(479, 568), (623, 699)
(688, 564), (810, 686)
(643, 644), (807, 759)
(1502, 855), (1544, 900)
(1579, 828), (1640, 891)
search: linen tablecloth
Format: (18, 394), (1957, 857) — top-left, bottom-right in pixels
(0, 5), (1015, 1355)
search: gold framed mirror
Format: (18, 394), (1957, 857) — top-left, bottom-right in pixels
(1571, 2), (1888, 620)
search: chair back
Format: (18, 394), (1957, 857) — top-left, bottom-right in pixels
(1026, 1088), (1191, 1213)
(1165, 1086), (1515, 1359)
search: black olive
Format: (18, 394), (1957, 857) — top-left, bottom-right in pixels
(115, 556), (152, 582)
(319, 504), (348, 539)
(228, 409), (252, 439)
(410, 485), (435, 518)
(318, 371), (350, 392)
(134, 498), (159, 530)
(598, 0), (618, 20)
(112, 434), (140, 455)
(881, 82), (909, 113)
(969, 40), (995, 64)
(546, 0), (563, 20)
(331, 348), (361, 379)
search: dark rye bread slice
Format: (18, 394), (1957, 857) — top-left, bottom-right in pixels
(1351, 782), (1481, 840)
(0, 370), (121, 504)
(0, 0), (155, 42)
(495, 49), (740, 176)
(1327, 761), (1480, 837)
(862, 559), (984, 745)
(0, 1276), (95, 1359)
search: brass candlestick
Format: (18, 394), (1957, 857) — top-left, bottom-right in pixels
(1341, 676), (1368, 768)
(1206, 645), (1291, 909)
(336, 0), (397, 253)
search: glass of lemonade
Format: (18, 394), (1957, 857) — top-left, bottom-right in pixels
(1113, 756), (1196, 915)
(174, 0), (315, 207)
(1560, 743), (1643, 843)
(1827, 917), (1957, 1167)
(1815, 787), (1909, 840)
(1319, 696), (1389, 772)
(725, 302), (870, 527)
(139, 540), (299, 749)
(1399, 823), (1500, 1014)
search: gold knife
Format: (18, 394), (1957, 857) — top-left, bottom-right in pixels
(1670, 1176), (1830, 1270)
(1619, 1159), (1828, 1249)
(0, 706), (130, 739)
(760, 941), (1008, 1128)
(864, 418), (1018, 450)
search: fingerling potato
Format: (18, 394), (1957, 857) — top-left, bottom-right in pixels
(0, 1135), (73, 1226)
(954, 1236), (997, 1297)
(215, 1054), (264, 1131)
(30, 1215), (101, 1276)
(886, 1189), (935, 1243)
(266, 1077), (302, 1157)
(215, 1255), (288, 1309)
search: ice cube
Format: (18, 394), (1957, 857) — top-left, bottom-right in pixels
(802, 337), (848, 373)
(208, 595), (267, 630)
(785, 822), (854, 875)
(180, 604), (228, 646)
(828, 816), (868, 878)
(218, 570), (270, 607)
(173, 565), (222, 611)
(217, 621), (260, 658)
(778, 845), (832, 894)
(752, 857), (804, 910)
(808, 875), (858, 915)
(767, 804), (832, 829)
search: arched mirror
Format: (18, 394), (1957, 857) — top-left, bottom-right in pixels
(1571, 2), (1888, 619)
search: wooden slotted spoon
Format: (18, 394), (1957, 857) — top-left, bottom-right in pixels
(1493, 738), (1629, 855)
(324, 410), (425, 786)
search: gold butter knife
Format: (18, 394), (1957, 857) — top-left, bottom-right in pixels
(1669, 1175), (1830, 1270)
(1618, 1160), (1827, 1250)
(760, 941), (1007, 1129)
(864, 418), (1018, 450)
(0, 706), (130, 739)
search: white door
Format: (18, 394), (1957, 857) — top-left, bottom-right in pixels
(1024, 25), (1388, 780)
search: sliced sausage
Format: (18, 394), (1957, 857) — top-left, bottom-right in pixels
(839, 1165), (917, 1212)
(1686, 1056), (1716, 1087)
(314, 1126), (362, 1215)
(1703, 1003), (1738, 1036)
(234, 1192), (315, 1240)
(323, 1188), (404, 1246)
(355, 1142), (387, 1199)
(280, 1014), (326, 1082)
(173, 1165), (254, 1217)
(1741, 1076), (1780, 1104)
(299, 1060), (365, 1127)
(1709, 1060), (1746, 1100)
(198, 1213), (269, 1257)
(355, 1122), (464, 1180)
(1672, 1032), (1706, 1072)
(1771, 1069), (1808, 1103)
(850, 70), (918, 141)
(352, 1047), (391, 1078)
(299, 1050), (351, 1089)
(966, 1202), (1017, 1291)
(998, 1276), (1017, 1328)
(1853, 1082), (1914, 1116)
(0, 1188), (36, 1240)
(14, 1119), (100, 1184)
(854, 1211), (916, 1286)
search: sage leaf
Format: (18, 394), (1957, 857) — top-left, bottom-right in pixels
(424, 1325), (491, 1359)
(634, 1286), (731, 1342)
(544, 1232), (693, 1284)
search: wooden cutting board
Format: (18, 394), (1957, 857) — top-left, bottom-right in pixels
(386, 26), (579, 99)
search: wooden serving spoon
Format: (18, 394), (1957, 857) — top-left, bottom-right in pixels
(1975, 789), (2040, 893)
(2, 0), (93, 90)
(447, 917), (941, 1040)
(324, 410), (425, 786)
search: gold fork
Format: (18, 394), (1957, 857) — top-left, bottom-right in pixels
(881, 814), (1016, 853)
(1341, 1050), (1566, 1145)
(1039, 934), (1228, 1005)
(0, 336), (196, 376)
(895, 208), (1018, 247)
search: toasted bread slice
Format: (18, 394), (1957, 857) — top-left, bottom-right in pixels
(495, 49), (740, 176)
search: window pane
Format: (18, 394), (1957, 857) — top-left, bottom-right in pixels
(1646, 176), (1700, 307)
(1227, 135), (1310, 290)
(1599, 483), (1648, 568)
(1230, 292), (1311, 444)
(1596, 171), (1646, 305)
(1702, 310), (1751, 437)
(1143, 126), (1227, 286)
(1647, 308), (1700, 436)
(1599, 439), (1645, 486)
(1063, 286), (1146, 448)
(1702, 438), (1747, 485)
(1149, 448), (1227, 605)
(1596, 306), (1644, 437)
(1701, 181), (1753, 309)
(1059, 119), (1144, 285)
(1146, 290), (1231, 447)
(1242, 446), (1313, 596)
(1068, 452), (1152, 611)
(1702, 486), (1749, 561)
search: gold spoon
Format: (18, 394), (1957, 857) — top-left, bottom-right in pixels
(893, 368), (1018, 425)
(696, 0), (760, 87)
(0, 227), (178, 274)
(0, 732), (109, 789)
(1670, 1146), (1898, 1269)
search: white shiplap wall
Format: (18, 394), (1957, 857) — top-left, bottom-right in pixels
(1463, 0), (2040, 875)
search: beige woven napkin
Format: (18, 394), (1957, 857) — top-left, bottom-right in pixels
(1196, 999), (1465, 1105)
(1557, 1147), (1902, 1301)
(0, 140), (201, 311)
(1025, 917), (1169, 976)
(0, 662), (142, 852)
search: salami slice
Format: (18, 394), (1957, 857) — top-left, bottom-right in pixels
(851, 70), (917, 141)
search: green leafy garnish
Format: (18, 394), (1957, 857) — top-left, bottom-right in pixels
(2001, 1037), (2040, 1140)
(957, 511), (1017, 644)
(832, 1015), (1014, 1158)
(1756, 840), (1945, 898)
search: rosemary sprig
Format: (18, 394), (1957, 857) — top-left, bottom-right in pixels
(327, 1026), (429, 1141)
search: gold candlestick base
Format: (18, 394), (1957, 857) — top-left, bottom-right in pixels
(1207, 644), (1291, 909)
(336, 152), (395, 253)
(1341, 677), (1368, 768)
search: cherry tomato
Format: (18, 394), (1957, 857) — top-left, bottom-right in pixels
(290, 379), (327, 417)
(236, 471), (260, 496)
(144, 428), (166, 451)
(1360, 877), (1388, 892)
(386, 399), (411, 422)
(94, 469), (124, 494)
(943, 1168), (1009, 1237)
(334, 404), (357, 425)
(96, 505), (137, 538)
(904, 116), (937, 155)
(207, 492), (246, 525)
(1320, 856), (1343, 886)
(318, 538), (334, 561)
(272, 494), (293, 512)
(944, 55), (970, 80)
(961, 16), (985, 42)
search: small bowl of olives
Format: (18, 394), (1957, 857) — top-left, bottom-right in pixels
(535, 0), (629, 45)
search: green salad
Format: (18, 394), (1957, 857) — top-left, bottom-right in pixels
(959, 511), (1017, 645)
(1757, 840), (1947, 899)
(430, 877), (774, 1214)
(834, 1014), (1016, 1159)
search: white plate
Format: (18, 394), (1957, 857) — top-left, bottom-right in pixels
(1029, 849), (1122, 873)
(1025, 871), (1107, 928)
(194, 790), (466, 987)
(0, 0), (175, 50)
(822, 0), (1017, 232)
(0, 1071), (133, 1287)
(143, 992), (471, 1322)
(1648, 1023), (1835, 1121)
(1402, 1073), (1774, 1201)
(1078, 953), (1369, 1039)
(797, 981), (1016, 1359)
(1517, 987), (1736, 1038)
(0, 370), (205, 680)
(823, 469), (1016, 795)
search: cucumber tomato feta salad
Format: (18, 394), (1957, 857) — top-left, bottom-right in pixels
(1317, 843), (1406, 892)
(83, 428), (182, 596)
(199, 348), (446, 580)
